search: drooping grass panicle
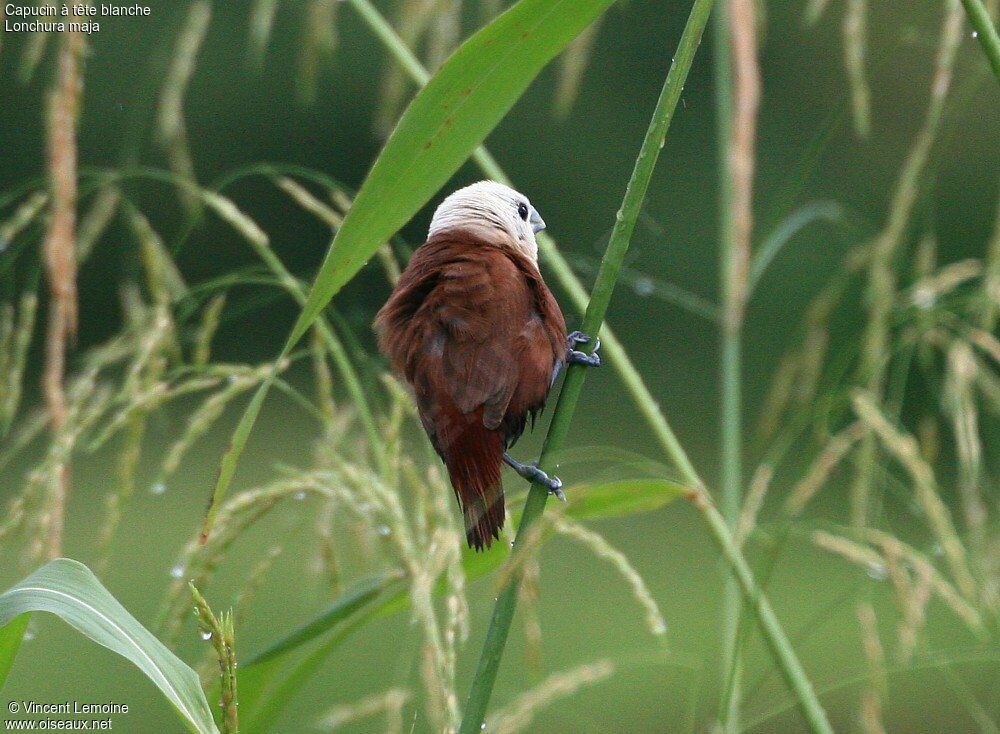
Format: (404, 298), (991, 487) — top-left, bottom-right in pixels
(158, 0), (212, 216)
(843, 0), (871, 138)
(297, 0), (340, 105)
(193, 293), (226, 367)
(850, 390), (977, 602)
(735, 463), (773, 547)
(158, 471), (340, 640)
(552, 517), (668, 638)
(812, 529), (983, 631)
(76, 185), (121, 263)
(554, 16), (603, 119)
(317, 688), (411, 734)
(41, 22), (86, 559)
(943, 342), (988, 551)
(484, 660), (615, 734)
(851, 0), (964, 529)
(248, 0), (280, 67)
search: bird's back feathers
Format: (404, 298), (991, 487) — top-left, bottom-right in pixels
(375, 228), (567, 549)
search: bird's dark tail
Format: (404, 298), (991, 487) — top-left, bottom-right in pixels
(443, 422), (505, 551)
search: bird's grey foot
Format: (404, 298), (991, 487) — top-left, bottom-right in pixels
(566, 331), (601, 367)
(503, 453), (565, 501)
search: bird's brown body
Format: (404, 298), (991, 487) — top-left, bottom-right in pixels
(376, 228), (567, 549)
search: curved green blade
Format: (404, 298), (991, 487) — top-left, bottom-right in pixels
(0, 559), (219, 734)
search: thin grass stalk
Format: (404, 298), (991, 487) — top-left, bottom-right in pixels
(960, 0), (1000, 80)
(714, 2), (744, 725)
(351, 2), (831, 731)
(42, 23), (84, 560)
(716, 0), (760, 724)
(460, 7), (724, 729)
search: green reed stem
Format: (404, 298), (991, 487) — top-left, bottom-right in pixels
(350, 2), (832, 731)
(960, 0), (1000, 81)
(457, 1), (711, 730)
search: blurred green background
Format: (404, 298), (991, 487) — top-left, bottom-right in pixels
(0, 0), (998, 732)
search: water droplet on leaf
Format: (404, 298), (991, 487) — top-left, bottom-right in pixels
(634, 277), (654, 297)
(866, 564), (888, 581)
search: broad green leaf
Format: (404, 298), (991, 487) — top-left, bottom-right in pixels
(202, 0), (622, 541)
(0, 613), (28, 690)
(565, 479), (688, 521)
(0, 559), (219, 734)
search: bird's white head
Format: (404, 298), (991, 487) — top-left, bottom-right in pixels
(428, 180), (546, 261)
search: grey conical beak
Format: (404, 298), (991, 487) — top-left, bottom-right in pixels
(529, 207), (546, 234)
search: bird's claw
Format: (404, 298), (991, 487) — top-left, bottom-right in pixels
(504, 454), (565, 500)
(526, 463), (565, 500)
(566, 331), (600, 368)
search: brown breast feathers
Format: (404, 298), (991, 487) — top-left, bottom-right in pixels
(375, 229), (567, 549)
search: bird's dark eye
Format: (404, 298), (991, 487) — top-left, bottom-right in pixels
(517, 202), (529, 221)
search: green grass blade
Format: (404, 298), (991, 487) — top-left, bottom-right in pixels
(748, 201), (844, 293)
(202, 0), (622, 542)
(960, 0), (1000, 81)
(565, 478), (688, 521)
(0, 613), (29, 691)
(0, 559), (219, 734)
